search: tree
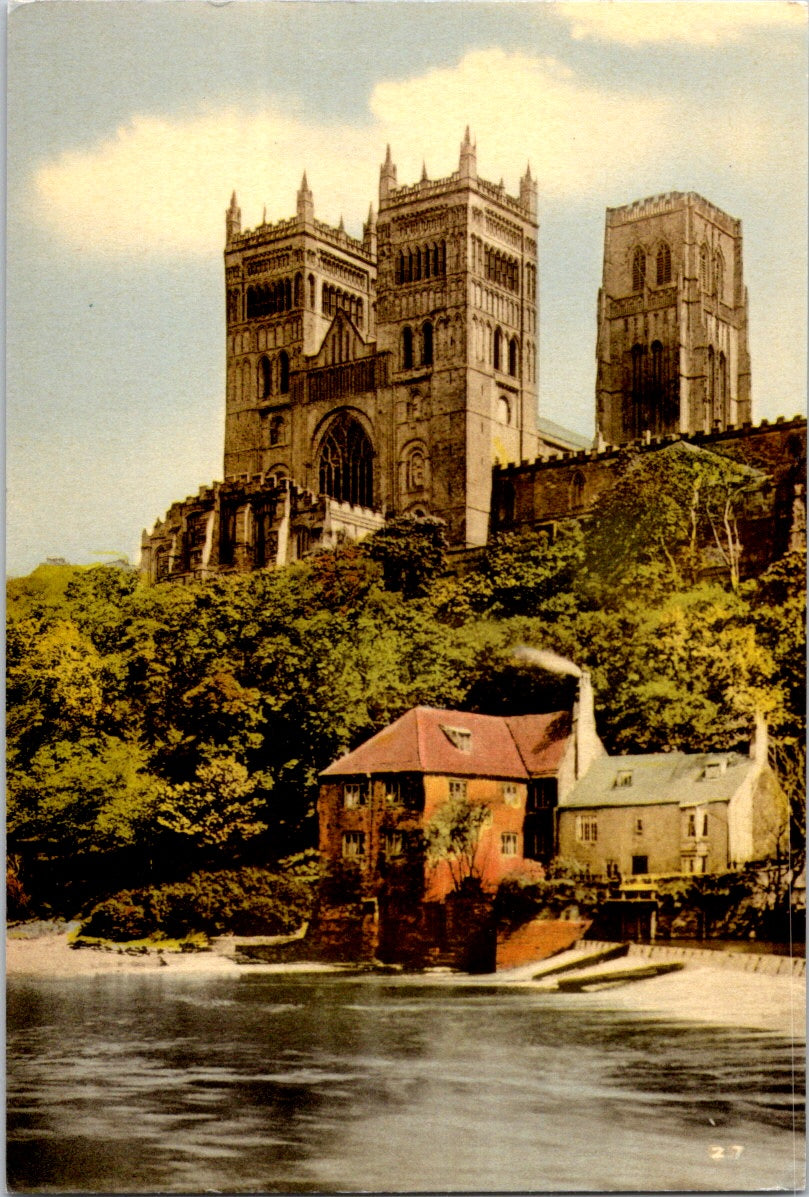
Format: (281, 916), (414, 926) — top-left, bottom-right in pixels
(363, 515), (447, 597)
(424, 793), (489, 893)
(157, 756), (268, 862)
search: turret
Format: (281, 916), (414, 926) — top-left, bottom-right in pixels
(225, 191), (241, 244)
(297, 171), (314, 223)
(363, 203), (377, 255)
(459, 126), (477, 182)
(520, 163), (538, 220)
(380, 144), (397, 201)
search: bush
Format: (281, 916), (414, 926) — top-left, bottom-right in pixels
(80, 866), (315, 940)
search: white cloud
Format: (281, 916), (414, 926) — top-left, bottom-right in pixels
(31, 44), (794, 260)
(556, 1), (806, 47)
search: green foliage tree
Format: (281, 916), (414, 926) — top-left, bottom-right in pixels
(363, 514), (447, 597)
(424, 794), (489, 893)
(157, 756), (268, 861)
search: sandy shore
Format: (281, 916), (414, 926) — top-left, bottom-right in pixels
(7, 932), (805, 1037)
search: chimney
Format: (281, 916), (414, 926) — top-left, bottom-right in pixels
(573, 671), (601, 780)
(749, 710), (769, 766)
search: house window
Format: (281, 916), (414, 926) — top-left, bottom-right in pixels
(615, 769), (633, 788)
(384, 832), (403, 858)
(635, 817), (643, 835)
(503, 782), (520, 807)
(441, 726), (472, 753)
(606, 860), (620, 880)
(703, 760), (724, 779)
(686, 812), (696, 837)
(576, 814), (598, 843)
(501, 832), (519, 857)
(631, 854), (648, 875)
(343, 782), (365, 809)
(681, 854), (704, 875)
(702, 813), (709, 837)
(342, 831), (366, 858)
(449, 779), (468, 800)
(383, 778), (401, 805)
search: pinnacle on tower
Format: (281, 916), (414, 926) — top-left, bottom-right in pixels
(380, 143), (398, 201)
(367, 202), (376, 226)
(363, 202), (378, 254)
(225, 190), (241, 243)
(459, 126), (477, 181)
(338, 214), (345, 233)
(520, 161), (538, 218)
(421, 161), (428, 183)
(297, 170), (314, 222)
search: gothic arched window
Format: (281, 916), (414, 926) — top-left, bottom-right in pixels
(402, 326), (414, 370)
(717, 351), (727, 421)
(570, 471), (586, 511)
(632, 247), (646, 293)
(656, 242), (672, 286)
(714, 250), (724, 300)
(294, 273), (303, 308)
(493, 327), (503, 371)
(650, 340), (664, 400)
(279, 351), (290, 394)
(508, 337), (518, 377)
(707, 345), (715, 419)
(259, 355), (271, 399)
(269, 415), (284, 447)
(422, 321), (433, 367)
(308, 274), (316, 308)
(318, 415), (374, 508)
(700, 244), (710, 292)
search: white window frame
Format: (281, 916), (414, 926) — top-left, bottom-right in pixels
(448, 778), (468, 801)
(342, 830), (366, 858)
(343, 782), (364, 809)
(501, 832), (519, 857)
(576, 814), (598, 844)
(503, 782), (521, 807)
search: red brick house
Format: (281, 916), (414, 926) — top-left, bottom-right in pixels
(315, 678), (604, 965)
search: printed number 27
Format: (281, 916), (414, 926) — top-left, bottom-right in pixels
(710, 1145), (744, 1160)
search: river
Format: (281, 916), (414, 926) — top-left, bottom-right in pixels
(7, 973), (804, 1192)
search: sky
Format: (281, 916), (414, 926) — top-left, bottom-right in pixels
(6, 0), (808, 576)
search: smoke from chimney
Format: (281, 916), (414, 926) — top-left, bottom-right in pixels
(511, 646), (583, 679)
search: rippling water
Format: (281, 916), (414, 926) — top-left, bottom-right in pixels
(7, 974), (804, 1192)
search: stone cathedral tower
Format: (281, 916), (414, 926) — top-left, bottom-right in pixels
(375, 130), (539, 545)
(595, 192), (752, 446)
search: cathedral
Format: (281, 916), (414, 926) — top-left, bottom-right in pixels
(140, 135), (803, 584)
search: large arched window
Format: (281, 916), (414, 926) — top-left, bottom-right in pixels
(632, 247), (646, 293)
(707, 345), (715, 419)
(493, 327), (503, 371)
(717, 351), (727, 421)
(279, 351), (290, 394)
(308, 274), (316, 308)
(656, 242), (672, 286)
(258, 355), (271, 400)
(402, 326), (414, 370)
(318, 415), (374, 508)
(294, 273), (303, 308)
(422, 321), (433, 367)
(650, 340), (664, 401)
(570, 471), (586, 511)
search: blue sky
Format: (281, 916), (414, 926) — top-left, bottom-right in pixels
(7, 1), (807, 575)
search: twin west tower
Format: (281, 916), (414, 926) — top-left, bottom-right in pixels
(142, 136), (754, 581)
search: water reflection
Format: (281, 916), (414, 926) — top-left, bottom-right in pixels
(7, 975), (804, 1193)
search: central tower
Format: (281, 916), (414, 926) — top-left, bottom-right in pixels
(376, 131), (539, 545)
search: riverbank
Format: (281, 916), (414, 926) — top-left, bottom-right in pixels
(7, 930), (805, 1037)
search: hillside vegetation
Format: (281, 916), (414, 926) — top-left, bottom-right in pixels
(7, 449), (805, 922)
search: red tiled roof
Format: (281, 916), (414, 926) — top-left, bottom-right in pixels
(506, 711), (572, 776)
(321, 707), (572, 779)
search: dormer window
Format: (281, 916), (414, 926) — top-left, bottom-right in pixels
(615, 769), (633, 788)
(441, 725), (472, 753)
(703, 760), (726, 780)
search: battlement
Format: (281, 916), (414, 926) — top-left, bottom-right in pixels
(383, 169), (529, 218)
(229, 212), (372, 262)
(495, 415), (807, 476)
(607, 190), (740, 233)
